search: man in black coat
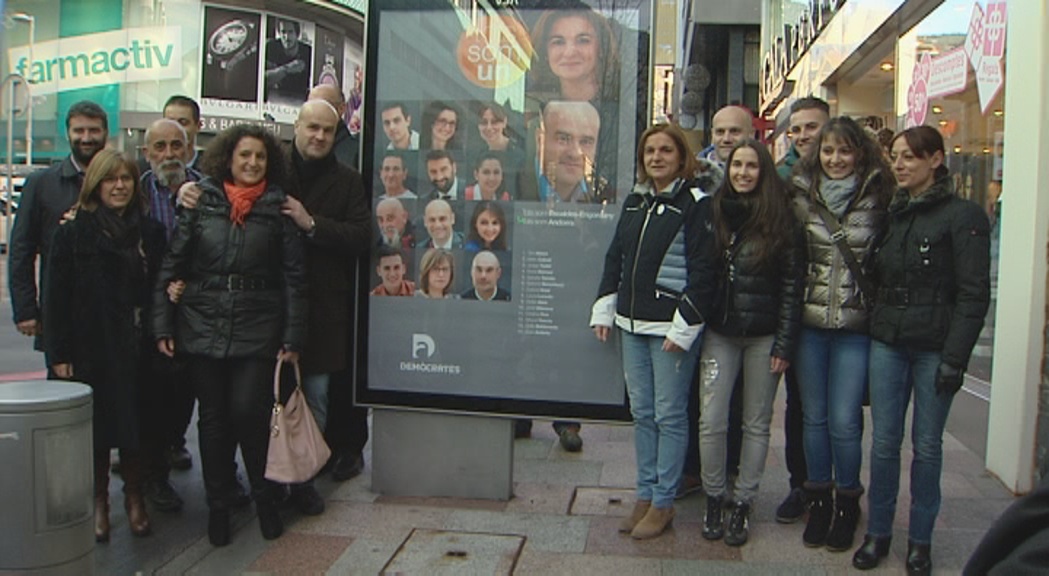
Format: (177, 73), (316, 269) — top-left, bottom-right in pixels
(9, 100), (108, 362)
(281, 99), (372, 498)
(308, 84), (359, 169)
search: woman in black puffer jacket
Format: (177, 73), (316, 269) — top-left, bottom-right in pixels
(852, 126), (990, 576)
(152, 125), (307, 547)
(698, 139), (803, 548)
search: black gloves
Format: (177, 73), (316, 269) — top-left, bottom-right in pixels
(935, 362), (964, 396)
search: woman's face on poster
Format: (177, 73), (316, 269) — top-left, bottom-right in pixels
(428, 258), (452, 293)
(431, 108), (458, 148)
(475, 159), (504, 196)
(546, 16), (599, 85)
(476, 209), (503, 245)
(478, 109), (507, 147)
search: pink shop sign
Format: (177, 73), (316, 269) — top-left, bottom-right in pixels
(926, 48), (968, 99)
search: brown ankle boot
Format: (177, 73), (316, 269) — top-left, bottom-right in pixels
(93, 454), (110, 543)
(630, 505), (675, 539)
(619, 500), (651, 533)
(120, 452), (152, 537)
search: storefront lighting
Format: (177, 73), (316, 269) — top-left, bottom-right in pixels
(879, 62), (894, 72)
(931, 105), (943, 114)
(993, 109), (1004, 117)
(937, 120), (948, 128)
(983, 147), (991, 154)
(953, 145), (962, 154)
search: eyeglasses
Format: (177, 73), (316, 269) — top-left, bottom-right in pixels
(435, 118), (457, 128)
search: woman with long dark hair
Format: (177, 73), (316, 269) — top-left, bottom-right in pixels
(152, 124), (307, 547)
(591, 124), (716, 540)
(699, 139), (803, 547)
(789, 117), (892, 552)
(464, 200), (509, 251)
(420, 101), (461, 151)
(852, 126), (990, 575)
(46, 149), (168, 542)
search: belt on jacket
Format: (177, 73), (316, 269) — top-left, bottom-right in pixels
(199, 274), (278, 292)
(877, 286), (950, 307)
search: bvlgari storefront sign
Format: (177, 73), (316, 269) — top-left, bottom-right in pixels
(760, 0), (844, 114)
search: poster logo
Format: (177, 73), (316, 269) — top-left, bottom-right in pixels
(412, 334), (436, 359)
(456, 14), (531, 88)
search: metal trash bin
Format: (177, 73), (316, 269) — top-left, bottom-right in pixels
(0, 381), (94, 576)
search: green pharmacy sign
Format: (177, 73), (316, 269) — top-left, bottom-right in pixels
(8, 26), (183, 95)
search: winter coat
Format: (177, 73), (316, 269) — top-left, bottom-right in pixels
(869, 176), (990, 369)
(591, 178), (717, 350)
(790, 169), (891, 332)
(710, 201), (804, 361)
(44, 210), (167, 450)
(8, 157), (82, 350)
(151, 177), (308, 359)
(286, 148), (371, 375)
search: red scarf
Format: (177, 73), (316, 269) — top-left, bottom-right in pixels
(223, 180), (267, 226)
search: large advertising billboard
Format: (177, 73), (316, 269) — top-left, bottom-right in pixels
(357, 0), (652, 420)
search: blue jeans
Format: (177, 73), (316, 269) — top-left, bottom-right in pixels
(796, 327), (869, 490)
(867, 340), (954, 544)
(302, 373), (331, 432)
(622, 330), (699, 508)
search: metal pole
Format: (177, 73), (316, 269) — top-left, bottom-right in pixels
(12, 13), (35, 167)
(3, 74), (28, 261)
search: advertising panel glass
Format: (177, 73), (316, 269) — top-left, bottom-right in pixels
(357, 0), (653, 420)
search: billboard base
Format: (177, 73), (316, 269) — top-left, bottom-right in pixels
(372, 409), (513, 500)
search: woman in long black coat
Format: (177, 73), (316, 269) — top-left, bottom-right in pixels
(45, 149), (167, 542)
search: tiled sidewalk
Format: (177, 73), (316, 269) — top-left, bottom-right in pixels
(101, 400), (1015, 575)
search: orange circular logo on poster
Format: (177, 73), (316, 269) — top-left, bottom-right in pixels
(457, 14), (532, 89)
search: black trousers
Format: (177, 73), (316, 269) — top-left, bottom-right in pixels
(324, 367), (369, 458)
(783, 366), (807, 489)
(189, 355), (275, 509)
(141, 352), (193, 482)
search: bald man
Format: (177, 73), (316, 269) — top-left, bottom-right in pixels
(461, 251), (510, 301)
(422, 198), (464, 249)
(698, 105), (755, 165)
(308, 84), (358, 167)
(534, 100), (601, 203)
(282, 98), (372, 495)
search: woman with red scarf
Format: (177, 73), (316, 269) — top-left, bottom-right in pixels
(152, 125), (307, 547)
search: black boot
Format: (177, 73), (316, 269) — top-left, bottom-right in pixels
(256, 487), (284, 541)
(852, 534), (891, 570)
(826, 488), (862, 552)
(208, 508), (231, 546)
(702, 494), (724, 541)
(802, 484), (833, 547)
(906, 541), (932, 576)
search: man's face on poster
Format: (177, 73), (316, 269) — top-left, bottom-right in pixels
(382, 107), (411, 148)
(424, 199), (455, 245)
(376, 199), (408, 245)
(471, 251), (502, 297)
(538, 102), (599, 191)
(427, 158), (455, 194)
(377, 254), (405, 293)
(381, 156), (408, 192)
(278, 20), (299, 52)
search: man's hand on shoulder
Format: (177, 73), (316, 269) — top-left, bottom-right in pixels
(177, 182), (202, 209)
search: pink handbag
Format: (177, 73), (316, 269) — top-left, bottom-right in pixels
(265, 358), (331, 483)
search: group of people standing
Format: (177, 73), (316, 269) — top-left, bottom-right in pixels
(9, 90), (371, 547)
(594, 98), (989, 576)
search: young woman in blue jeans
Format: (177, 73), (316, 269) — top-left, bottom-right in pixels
(590, 123), (716, 540)
(788, 117), (892, 551)
(852, 126), (990, 575)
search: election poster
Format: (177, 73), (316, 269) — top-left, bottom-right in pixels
(358, 0), (653, 421)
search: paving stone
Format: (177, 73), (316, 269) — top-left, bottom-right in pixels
(663, 559), (830, 575)
(249, 532), (353, 575)
(514, 549), (660, 575)
(326, 536), (403, 576)
(505, 482), (575, 515)
(569, 487), (636, 517)
(380, 528), (523, 575)
(511, 458), (603, 485)
(445, 509), (590, 553)
(294, 500), (450, 539)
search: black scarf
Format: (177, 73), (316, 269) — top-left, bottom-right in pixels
(292, 146), (336, 193)
(93, 205), (145, 278)
(719, 191), (752, 233)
